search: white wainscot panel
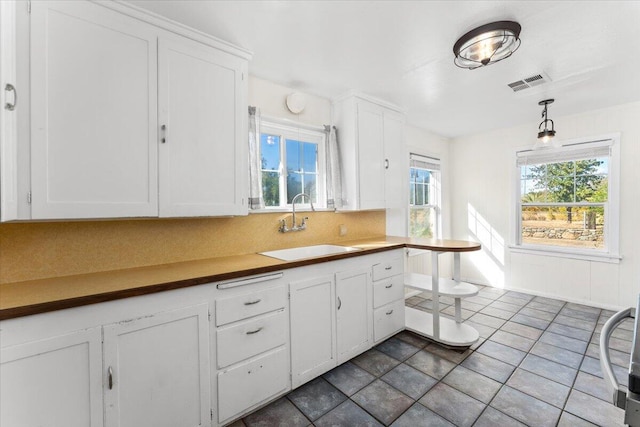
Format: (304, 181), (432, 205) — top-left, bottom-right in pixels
(590, 262), (622, 309)
(556, 258), (591, 302)
(509, 252), (556, 296)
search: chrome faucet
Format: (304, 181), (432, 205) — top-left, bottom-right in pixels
(279, 193), (315, 233)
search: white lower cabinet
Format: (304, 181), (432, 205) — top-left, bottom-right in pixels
(103, 304), (210, 427)
(214, 280), (289, 425)
(290, 275), (336, 388)
(371, 255), (406, 343)
(0, 298), (211, 427)
(0, 328), (104, 427)
(336, 268), (372, 364)
(0, 249), (408, 427)
(217, 347), (288, 423)
(374, 299), (406, 342)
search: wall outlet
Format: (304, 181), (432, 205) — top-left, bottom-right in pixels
(339, 224), (347, 236)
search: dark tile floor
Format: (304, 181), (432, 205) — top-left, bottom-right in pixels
(228, 285), (631, 426)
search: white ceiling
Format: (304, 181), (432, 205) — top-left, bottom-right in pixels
(127, 0), (640, 138)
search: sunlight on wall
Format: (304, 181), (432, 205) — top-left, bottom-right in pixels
(467, 203), (505, 288)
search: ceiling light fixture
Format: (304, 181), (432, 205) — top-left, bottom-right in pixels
(537, 98), (556, 143)
(453, 21), (521, 69)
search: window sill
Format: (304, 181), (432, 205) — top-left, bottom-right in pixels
(508, 245), (622, 264)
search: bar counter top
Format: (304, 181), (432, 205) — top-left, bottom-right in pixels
(0, 236), (480, 320)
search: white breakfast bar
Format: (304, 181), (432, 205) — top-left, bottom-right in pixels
(403, 239), (482, 347)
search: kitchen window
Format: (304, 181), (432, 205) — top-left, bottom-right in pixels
(514, 135), (620, 261)
(259, 120), (327, 208)
(409, 154), (441, 238)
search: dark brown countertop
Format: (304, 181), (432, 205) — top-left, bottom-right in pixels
(0, 236), (480, 320)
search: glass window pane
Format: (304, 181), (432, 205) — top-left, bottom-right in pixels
(286, 139), (301, 173)
(521, 205), (605, 250)
(409, 207), (435, 238)
(260, 134), (281, 171)
(286, 172), (302, 203)
(576, 175), (607, 202)
(409, 182), (415, 205)
(416, 183), (424, 205)
(262, 171), (279, 206)
(304, 174), (317, 202)
(303, 143), (317, 173)
(521, 178), (547, 203)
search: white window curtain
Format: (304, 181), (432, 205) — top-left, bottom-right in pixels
(248, 106), (264, 209)
(325, 125), (343, 210)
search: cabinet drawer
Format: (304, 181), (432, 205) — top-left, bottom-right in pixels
(373, 274), (404, 308)
(374, 300), (405, 342)
(217, 309), (287, 368)
(216, 285), (286, 326)
(372, 257), (403, 281)
(218, 347), (289, 423)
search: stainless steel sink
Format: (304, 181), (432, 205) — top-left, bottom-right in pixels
(259, 244), (361, 261)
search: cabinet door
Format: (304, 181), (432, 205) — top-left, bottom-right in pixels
(30, 1), (158, 219)
(158, 35), (247, 217)
(103, 304), (210, 427)
(0, 0), (18, 221)
(383, 112), (405, 209)
(356, 102), (385, 210)
(0, 328), (104, 427)
(290, 275), (336, 388)
(336, 268), (372, 364)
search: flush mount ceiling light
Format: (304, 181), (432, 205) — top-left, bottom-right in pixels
(453, 21), (521, 69)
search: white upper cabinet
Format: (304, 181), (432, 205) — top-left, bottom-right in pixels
(332, 94), (406, 211)
(158, 35), (247, 217)
(2, 0), (250, 221)
(30, 1), (159, 219)
(0, 1), (18, 221)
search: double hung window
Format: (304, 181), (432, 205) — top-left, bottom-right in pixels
(409, 154), (441, 238)
(515, 137), (619, 258)
(259, 121), (326, 208)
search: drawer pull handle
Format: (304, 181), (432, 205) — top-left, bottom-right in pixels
(244, 299), (262, 306)
(385, 266), (392, 270)
(337, 296), (342, 310)
(385, 283), (393, 289)
(4, 83), (16, 111)
(108, 366), (114, 390)
(386, 309), (394, 315)
(246, 327), (263, 335)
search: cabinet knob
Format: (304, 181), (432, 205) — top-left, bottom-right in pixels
(161, 124), (167, 143)
(384, 159), (389, 169)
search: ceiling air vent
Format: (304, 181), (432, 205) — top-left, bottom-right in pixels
(507, 72), (550, 92)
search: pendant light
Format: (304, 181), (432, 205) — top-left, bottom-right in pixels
(533, 99), (557, 150)
(537, 99), (556, 142)
(453, 21), (521, 69)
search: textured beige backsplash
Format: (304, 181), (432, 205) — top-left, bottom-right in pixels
(0, 211), (385, 284)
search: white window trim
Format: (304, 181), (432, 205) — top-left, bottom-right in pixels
(257, 118), (327, 210)
(408, 153), (442, 239)
(510, 133), (621, 263)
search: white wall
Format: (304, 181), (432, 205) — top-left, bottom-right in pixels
(249, 76), (331, 126)
(450, 101), (640, 310)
